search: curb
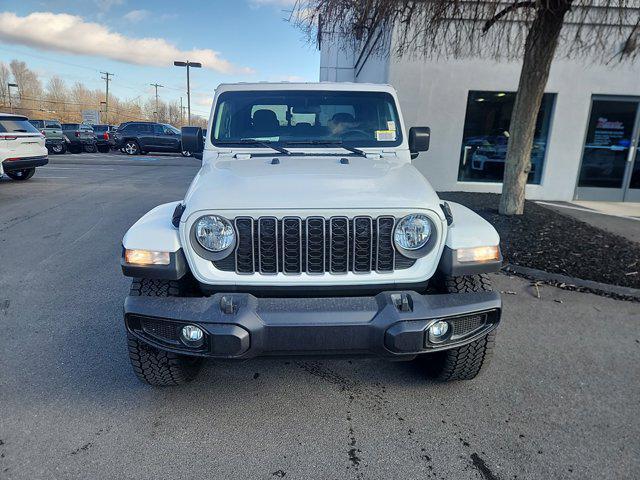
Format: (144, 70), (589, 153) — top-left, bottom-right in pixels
(503, 264), (640, 303)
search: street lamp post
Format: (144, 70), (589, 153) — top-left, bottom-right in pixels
(173, 61), (202, 125)
(7, 83), (18, 114)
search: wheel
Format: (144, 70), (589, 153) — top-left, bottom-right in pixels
(126, 278), (203, 386)
(70, 145), (82, 154)
(51, 143), (66, 154)
(97, 145), (110, 153)
(181, 150), (192, 157)
(123, 140), (140, 155)
(6, 168), (36, 181)
(84, 143), (97, 153)
(420, 274), (496, 382)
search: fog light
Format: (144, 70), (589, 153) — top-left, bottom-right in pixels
(180, 325), (204, 347)
(428, 320), (450, 343)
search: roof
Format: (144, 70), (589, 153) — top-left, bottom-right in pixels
(215, 81), (397, 94)
(0, 112), (28, 120)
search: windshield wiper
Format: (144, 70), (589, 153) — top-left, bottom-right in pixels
(216, 140), (290, 155)
(282, 140), (366, 157)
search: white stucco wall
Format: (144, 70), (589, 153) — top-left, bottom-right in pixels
(319, 33), (640, 201)
(389, 56), (640, 200)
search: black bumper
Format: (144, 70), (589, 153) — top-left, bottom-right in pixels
(124, 290), (501, 359)
(2, 155), (48, 171)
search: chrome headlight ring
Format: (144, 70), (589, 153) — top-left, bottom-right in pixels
(393, 213), (438, 259)
(190, 215), (236, 261)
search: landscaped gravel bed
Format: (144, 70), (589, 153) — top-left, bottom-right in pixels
(438, 192), (640, 289)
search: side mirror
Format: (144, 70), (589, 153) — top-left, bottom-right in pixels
(181, 126), (204, 156)
(409, 126), (430, 159)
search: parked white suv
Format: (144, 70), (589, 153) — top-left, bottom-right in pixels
(121, 83), (503, 386)
(1, 114), (48, 181)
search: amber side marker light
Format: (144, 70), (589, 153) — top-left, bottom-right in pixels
(456, 246), (500, 263)
(124, 249), (170, 266)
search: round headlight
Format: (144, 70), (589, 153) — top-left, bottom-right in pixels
(394, 214), (432, 251)
(194, 215), (235, 252)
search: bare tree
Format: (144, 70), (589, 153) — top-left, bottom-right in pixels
(9, 60), (43, 118)
(293, 0), (640, 215)
(0, 62), (10, 108)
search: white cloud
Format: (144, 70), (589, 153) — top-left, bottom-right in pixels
(0, 12), (254, 75)
(123, 9), (149, 22)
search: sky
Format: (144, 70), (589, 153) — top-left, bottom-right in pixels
(0, 0), (319, 117)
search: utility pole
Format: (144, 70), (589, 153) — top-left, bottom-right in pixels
(150, 83), (164, 122)
(173, 61), (202, 125)
(180, 96), (184, 126)
(100, 71), (113, 124)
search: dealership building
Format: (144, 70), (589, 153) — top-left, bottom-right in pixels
(319, 29), (640, 202)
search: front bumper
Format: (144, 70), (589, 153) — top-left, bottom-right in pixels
(124, 290), (501, 359)
(2, 155), (49, 172)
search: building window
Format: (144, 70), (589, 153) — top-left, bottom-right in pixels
(457, 91), (555, 184)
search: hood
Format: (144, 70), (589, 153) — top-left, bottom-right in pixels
(183, 155), (440, 214)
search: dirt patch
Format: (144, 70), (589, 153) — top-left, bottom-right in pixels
(439, 192), (640, 289)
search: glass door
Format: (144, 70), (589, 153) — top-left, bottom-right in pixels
(575, 97), (640, 202)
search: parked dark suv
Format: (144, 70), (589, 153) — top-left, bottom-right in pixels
(113, 122), (190, 156)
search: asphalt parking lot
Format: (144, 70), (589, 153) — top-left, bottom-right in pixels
(1, 153), (639, 480)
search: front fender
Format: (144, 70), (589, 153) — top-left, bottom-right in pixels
(437, 202), (502, 276)
(122, 201), (188, 279)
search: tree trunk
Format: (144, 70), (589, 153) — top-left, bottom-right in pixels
(499, 1), (571, 215)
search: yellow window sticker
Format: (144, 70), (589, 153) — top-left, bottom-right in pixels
(375, 130), (396, 141)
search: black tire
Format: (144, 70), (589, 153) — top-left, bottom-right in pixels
(70, 145), (82, 154)
(51, 143), (66, 154)
(123, 140), (140, 155)
(97, 145), (110, 153)
(126, 278), (203, 386)
(6, 168), (36, 181)
(421, 274), (496, 381)
(84, 143), (97, 153)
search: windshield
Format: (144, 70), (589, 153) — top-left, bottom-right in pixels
(0, 117), (40, 134)
(212, 90), (402, 148)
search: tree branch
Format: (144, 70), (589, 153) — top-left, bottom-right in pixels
(482, 1), (536, 34)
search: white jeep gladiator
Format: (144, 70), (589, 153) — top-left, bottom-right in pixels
(121, 82), (503, 386)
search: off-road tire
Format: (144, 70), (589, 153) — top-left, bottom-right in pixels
(422, 273), (496, 381)
(126, 278), (203, 386)
(97, 145), (110, 153)
(84, 143), (97, 153)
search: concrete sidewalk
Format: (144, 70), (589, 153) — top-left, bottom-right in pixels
(537, 200), (640, 243)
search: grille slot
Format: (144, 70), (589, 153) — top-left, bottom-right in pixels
(282, 217), (303, 274)
(212, 215), (417, 275)
(258, 217), (278, 274)
(235, 217), (254, 274)
(330, 217), (349, 274)
(376, 217), (395, 272)
(306, 217), (325, 274)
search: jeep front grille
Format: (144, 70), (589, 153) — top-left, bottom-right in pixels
(212, 216), (416, 275)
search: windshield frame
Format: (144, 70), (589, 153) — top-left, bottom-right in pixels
(210, 89), (403, 150)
